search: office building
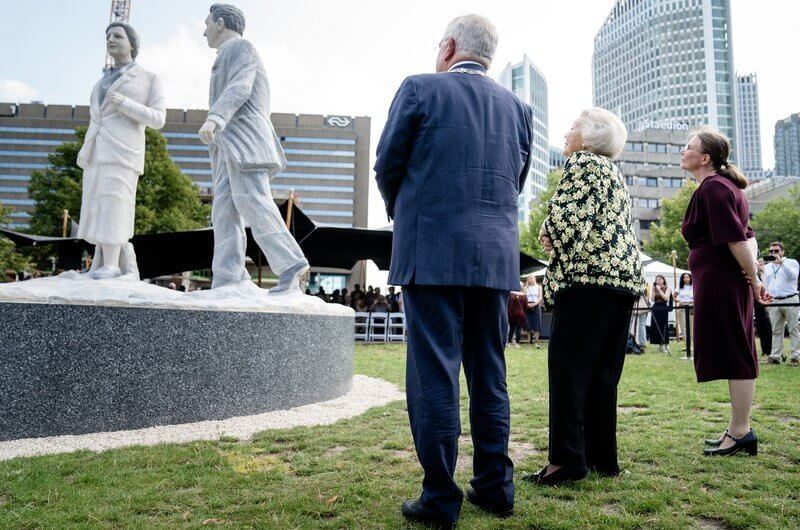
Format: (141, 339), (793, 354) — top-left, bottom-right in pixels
(616, 128), (692, 242)
(593, 0), (739, 159)
(549, 145), (566, 172)
(736, 73), (762, 176)
(497, 55), (549, 223)
(774, 113), (800, 177)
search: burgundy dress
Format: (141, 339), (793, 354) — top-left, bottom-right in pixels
(681, 175), (757, 382)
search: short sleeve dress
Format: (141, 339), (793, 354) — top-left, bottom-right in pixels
(681, 175), (757, 382)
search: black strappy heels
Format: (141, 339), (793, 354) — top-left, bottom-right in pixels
(703, 429), (757, 456)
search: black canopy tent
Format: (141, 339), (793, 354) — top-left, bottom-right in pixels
(1, 200), (546, 277)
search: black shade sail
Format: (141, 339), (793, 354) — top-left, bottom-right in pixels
(1, 201), (546, 277)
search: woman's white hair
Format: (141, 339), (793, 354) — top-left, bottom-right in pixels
(442, 14), (498, 63)
(577, 107), (628, 159)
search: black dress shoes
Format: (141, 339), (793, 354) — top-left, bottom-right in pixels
(704, 429), (757, 456)
(401, 499), (457, 528)
(704, 430), (727, 447)
(522, 465), (588, 486)
(464, 485), (514, 518)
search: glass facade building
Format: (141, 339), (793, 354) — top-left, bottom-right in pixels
(497, 55), (549, 223)
(774, 113), (800, 177)
(593, 0), (739, 160)
(736, 73), (762, 176)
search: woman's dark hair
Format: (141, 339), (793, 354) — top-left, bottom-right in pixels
(678, 272), (692, 289)
(691, 126), (748, 189)
(106, 22), (139, 59)
(654, 275), (667, 287)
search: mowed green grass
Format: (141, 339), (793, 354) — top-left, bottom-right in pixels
(1, 342), (798, 529)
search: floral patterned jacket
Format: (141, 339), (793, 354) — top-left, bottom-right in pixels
(543, 151), (644, 306)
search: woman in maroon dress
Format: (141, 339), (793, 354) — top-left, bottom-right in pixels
(680, 127), (772, 457)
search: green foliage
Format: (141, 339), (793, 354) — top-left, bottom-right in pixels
(644, 180), (698, 268)
(0, 204), (32, 276)
(751, 184), (800, 258)
(520, 170), (562, 260)
(29, 127), (209, 238)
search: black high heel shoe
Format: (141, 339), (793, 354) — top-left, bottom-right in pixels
(522, 465), (588, 486)
(703, 429), (757, 456)
(704, 430), (728, 447)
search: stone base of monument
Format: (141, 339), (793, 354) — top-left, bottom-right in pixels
(0, 275), (354, 442)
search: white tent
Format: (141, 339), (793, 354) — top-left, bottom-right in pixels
(639, 251), (690, 290)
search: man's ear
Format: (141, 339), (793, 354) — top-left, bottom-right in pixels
(444, 37), (456, 61)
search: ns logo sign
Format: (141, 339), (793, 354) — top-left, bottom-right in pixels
(325, 116), (352, 128)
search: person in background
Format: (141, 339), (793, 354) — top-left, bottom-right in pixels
(316, 286), (329, 303)
(533, 107), (643, 486)
(4, 270), (17, 282)
(387, 286), (400, 312)
(352, 294), (367, 312)
(762, 241), (800, 366)
(341, 287), (350, 306)
(350, 284), (364, 308)
(675, 273), (694, 344)
(330, 289), (344, 304)
(507, 285), (529, 348)
(754, 260), (772, 357)
(523, 274), (543, 347)
(680, 126), (771, 457)
(365, 285), (376, 308)
(168, 282), (177, 290)
(651, 275), (672, 353)
(370, 294), (391, 313)
(630, 282), (651, 351)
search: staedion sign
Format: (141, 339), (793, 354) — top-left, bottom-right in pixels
(636, 119), (689, 132)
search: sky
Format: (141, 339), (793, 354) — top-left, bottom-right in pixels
(1, 0), (798, 230)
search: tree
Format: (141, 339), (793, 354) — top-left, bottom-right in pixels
(751, 184), (800, 259)
(644, 181), (697, 269)
(28, 126), (210, 238)
(0, 203), (32, 276)
(519, 169), (563, 260)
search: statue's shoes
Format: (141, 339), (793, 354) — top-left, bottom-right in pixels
(269, 261), (310, 295)
(88, 265), (122, 280)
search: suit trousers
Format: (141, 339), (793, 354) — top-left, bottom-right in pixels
(210, 149), (306, 288)
(403, 285), (513, 520)
(548, 287), (635, 474)
(767, 295), (800, 360)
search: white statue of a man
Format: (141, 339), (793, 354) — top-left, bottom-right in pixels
(77, 22), (166, 280)
(200, 3), (309, 295)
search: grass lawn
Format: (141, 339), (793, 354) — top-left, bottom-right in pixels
(1, 342), (799, 529)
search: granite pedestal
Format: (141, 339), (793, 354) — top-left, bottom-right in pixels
(0, 302), (354, 441)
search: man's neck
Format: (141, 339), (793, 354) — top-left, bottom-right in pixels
(446, 56), (488, 70)
(214, 30), (240, 49)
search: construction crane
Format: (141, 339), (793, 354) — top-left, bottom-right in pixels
(104, 0), (132, 71)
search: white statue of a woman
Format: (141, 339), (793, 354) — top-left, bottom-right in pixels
(77, 22), (166, 279)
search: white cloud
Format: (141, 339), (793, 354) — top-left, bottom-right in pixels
(0, 79), (39, 103)
(137, 23), (215, 109)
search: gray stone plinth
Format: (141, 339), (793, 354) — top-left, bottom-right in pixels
(0, 302), (354, 441)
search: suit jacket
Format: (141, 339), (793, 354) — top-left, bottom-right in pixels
(77, 63), (165, 175)
(375, 63), (533, 291)
(207, 37), (286, 176)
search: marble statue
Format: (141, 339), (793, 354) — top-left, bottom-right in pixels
(77, 22), (166, 280)
(200, 3), (309, 295)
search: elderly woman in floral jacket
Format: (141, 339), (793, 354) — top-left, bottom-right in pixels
(524, 108), (644, 486)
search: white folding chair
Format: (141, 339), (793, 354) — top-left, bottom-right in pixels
(388, 312), (406, 342)
(354, 311), (370, 341)
(368, 312), (389, 342)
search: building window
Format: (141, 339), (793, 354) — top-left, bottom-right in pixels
(663, 177), (683, 188)
(639, 219), (653, 230)
(637, 177), (658, 187)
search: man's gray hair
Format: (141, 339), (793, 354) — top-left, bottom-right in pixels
(442, 15), (498, 63)
(210, 3), (246, 35)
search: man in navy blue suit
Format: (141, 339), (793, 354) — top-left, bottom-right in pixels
(375, 14), (533, 527)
